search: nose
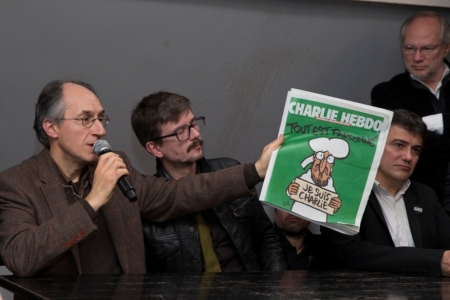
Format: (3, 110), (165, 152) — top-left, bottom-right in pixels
(413, 49), (424, 61)
(319, 157), (327, 174)
(402, 148), (413, 162)
(189, 125), (201, 140)
(91, 118), (106, 137)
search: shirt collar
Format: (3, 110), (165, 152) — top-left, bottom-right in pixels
(410, 63), (449, 93)
(46, 151), (91, 185)
(373, 179), (410, 200)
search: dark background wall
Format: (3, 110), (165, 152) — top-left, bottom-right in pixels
(0, 0), (449, 289)
(2, 0), (449, 176)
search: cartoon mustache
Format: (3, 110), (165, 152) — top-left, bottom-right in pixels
(187, 139), (204, 152)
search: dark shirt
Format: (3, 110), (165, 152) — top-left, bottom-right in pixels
(274, 224), (312, 270)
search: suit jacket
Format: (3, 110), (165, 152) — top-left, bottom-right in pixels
(0, 149), (254, 276)
(371, 62), (450, 206)
(322, 181), (450, 276)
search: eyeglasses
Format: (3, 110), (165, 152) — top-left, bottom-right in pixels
(402, 43), (442, 55)
(151, 116), (205, 142)
(58, 115), (110, 128)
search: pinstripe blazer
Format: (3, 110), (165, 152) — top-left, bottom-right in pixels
(0, 149), (252, 276)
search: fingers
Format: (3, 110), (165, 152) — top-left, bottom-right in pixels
(287, 183), (299, 195)
(98, 153), (129, 177)
(441, 251), (450, 276)
(86, 153), (129, 211)
(255, 134), (285, 179)
(329, 197), (342, 212)
(265, 134), (284, 153)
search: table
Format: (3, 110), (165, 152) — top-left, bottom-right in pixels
(1, 270), (450, 299)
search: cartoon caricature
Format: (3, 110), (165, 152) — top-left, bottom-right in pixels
(287, 137), (350, 222)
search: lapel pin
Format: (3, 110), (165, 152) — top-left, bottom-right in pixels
(413, 206), (423, 215)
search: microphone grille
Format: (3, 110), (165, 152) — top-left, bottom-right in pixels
(93, 140), (111, 156)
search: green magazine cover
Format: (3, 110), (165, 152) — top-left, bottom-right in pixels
(260, 89), (393, 235)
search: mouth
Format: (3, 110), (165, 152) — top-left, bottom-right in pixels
(396, 164), (410, 171)
(411, 65), (426, 71)
(86, 142), (97, 151)
(187, 139), (204, 152)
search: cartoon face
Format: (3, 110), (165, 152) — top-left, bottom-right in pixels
(311, 150), (334, 187)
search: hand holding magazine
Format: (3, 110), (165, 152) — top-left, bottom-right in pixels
(260, 89), (393, 235)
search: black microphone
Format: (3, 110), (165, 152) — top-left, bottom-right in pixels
(93, 140), (138, 202)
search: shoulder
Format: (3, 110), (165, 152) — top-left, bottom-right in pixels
(406, 180), (440, 205)
(206, 157), (241, 171)
(372, 72), (410, 93)
(408, 180), (437, 194)
(0, 152), (44, 195)
(0, 151), (41, 179)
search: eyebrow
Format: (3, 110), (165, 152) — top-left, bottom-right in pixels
(391, 138), (423, 149)
(76, 109), (105, 117)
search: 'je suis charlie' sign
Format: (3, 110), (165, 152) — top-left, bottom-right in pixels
(261, 89), (393, 235)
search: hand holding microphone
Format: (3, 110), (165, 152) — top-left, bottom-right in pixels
(93, 140), (138, 202)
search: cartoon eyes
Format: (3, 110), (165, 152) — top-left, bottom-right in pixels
(316, 151), (335, 164)
(327, 156), (335, 164)
(316, 152), (324, 160)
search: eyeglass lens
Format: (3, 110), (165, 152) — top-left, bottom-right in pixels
(175, 117), (205, 141)
(402, 44), (440, 55)
(83, 116), (109, 128)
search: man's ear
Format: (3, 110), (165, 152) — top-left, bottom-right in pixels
(444, 44), (450, 57)
(146, 141), (163, 158)
(42, 119), (58, 139)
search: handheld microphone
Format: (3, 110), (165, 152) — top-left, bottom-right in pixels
(93, 140), (138, 202)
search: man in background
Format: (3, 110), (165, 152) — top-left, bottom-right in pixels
(274, 208), (312, 269)
(372, 11), (450, 214)
(131, 91), (286, 272)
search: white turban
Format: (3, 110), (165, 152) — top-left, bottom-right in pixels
(301, 138), (349, 168)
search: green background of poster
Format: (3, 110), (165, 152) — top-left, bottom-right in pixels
(264, 97), (385, 225)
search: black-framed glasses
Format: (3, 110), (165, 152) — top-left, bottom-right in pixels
(58, 115), (110, 128)
(151, 116), (205, 142)
(402, 43), (442, 55)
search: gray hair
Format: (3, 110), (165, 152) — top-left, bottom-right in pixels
(33, 79), (97, 148)
(400, 11), (450, 45)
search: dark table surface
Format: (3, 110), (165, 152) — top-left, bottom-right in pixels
(2, 270), (450, 300)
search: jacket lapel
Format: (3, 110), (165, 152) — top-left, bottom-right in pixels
(36, 149), (83, 271)
(368, 192), (388, 228)
(101, 191), (130, 272)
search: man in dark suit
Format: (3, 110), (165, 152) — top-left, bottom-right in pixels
(0, 79), (282, 277)
(371, 11), (450, 214)
(323, 109), (450, 277)
(131, 91), (286, 272)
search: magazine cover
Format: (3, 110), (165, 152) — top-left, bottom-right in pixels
(260, 89), (393, 235)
